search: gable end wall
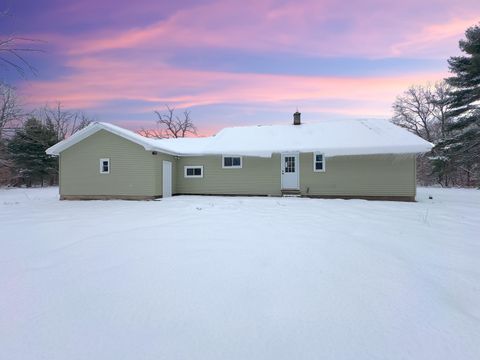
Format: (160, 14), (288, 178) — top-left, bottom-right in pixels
(59, 130), (175, 198)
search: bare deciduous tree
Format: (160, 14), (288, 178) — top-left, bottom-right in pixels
(392, 84), (437, 142)
(39, 102), (92, 140)
(429, 82), (453, 140)
(142, 105), (197, 138)
(0, 82), (22, 184)
(392, 82), (454, 143)
(0, 37), (40, 76)
(0, 9), (42, 76)
(0, 82), (22, 139)
(391, 81), (459, 186)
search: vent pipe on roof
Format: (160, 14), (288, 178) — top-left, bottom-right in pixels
(293, 111), (301, 125)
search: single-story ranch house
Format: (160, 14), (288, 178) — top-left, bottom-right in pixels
(46, 113), (432, 201)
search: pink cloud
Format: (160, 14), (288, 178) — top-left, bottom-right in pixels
(19, 54), (447, 119)
(390, 17), (480, 57)
(13, 0), (480, 134)
(52, 0), (480, 59)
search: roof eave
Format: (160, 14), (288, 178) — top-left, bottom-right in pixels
(45, 122), (183, 156)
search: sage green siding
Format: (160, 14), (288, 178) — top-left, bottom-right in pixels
(59, 130), (174, 197)
(176, 155), (282, 195)
(176, 153), (416, 198)
(59, 130), (416, 199)
(300, 153), (416, 197)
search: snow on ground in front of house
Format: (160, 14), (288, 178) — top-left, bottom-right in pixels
(0, 187), (479, 360)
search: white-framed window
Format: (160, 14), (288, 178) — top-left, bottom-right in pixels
(99, 158), (110, 174)
(313, 153), (325, 172)
(222, 155), (242, 168)
(184, 166), (203, 178)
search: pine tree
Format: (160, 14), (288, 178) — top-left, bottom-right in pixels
(442, 23), (480, 186)
(7, 117), (58, 186)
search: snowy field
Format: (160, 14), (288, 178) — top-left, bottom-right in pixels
(1, 187), (479, 360)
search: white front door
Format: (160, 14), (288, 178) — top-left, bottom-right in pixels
(162, 161), (172, 197)
(281, 153), (299, 189)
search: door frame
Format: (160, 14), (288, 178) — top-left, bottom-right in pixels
(280, 152), (300, 190)
(162, 160), (172, 197)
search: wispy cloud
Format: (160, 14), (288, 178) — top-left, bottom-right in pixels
(19, 54), (446, 126)
(59, 0), (479, 58)
(390, 16), (480, 57)
(8, 0), (480, 132)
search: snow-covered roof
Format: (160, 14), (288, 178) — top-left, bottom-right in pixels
(46, 119), (433, 157)
(46, 122), (160, 155)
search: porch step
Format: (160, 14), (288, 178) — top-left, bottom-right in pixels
(281, 189), (301, 197)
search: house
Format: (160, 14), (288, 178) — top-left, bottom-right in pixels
(46, 112), (433, 201)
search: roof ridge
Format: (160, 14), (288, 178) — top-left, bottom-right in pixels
(46, 119), (432, 157)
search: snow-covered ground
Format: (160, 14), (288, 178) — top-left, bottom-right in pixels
(0, 187), (479, 360)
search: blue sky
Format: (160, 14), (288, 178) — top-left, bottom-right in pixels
(1, 0), (479, 134)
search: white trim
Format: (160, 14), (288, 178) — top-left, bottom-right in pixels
(184, 165), (203, 178)
(313, 152), (326, 172)
(222, 155), (243, 168)
(99, 158), (110, 174)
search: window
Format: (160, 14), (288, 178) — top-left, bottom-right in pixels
(284, 156), (296, 173)
(222, 156), (242, 168)
(184, 166), (203, 178)
(100, 158), (110, 174)
(313, 153), (325, 172)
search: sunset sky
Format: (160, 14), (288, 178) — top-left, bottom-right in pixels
(1, 0), (479, 135)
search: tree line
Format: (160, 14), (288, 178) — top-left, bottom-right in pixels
(0, 9), (94, 186)
(392, 24), (479, 187)
(0, 92), (92, 186)
(1, 8), (477, 188)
